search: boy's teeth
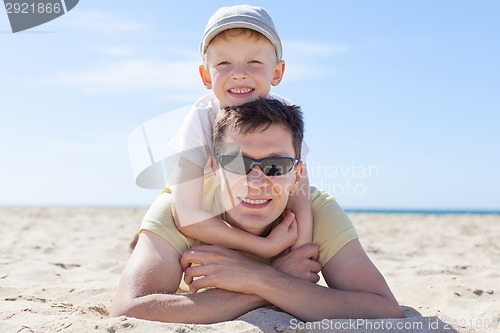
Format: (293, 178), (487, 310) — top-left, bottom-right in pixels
(230, 88), (252, 94)
(241, 198), (268, 205)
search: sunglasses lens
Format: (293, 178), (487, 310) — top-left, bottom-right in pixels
(219, 155), (297, 176)
(261, 158), (294, 176)
(219, 155), (247, 175)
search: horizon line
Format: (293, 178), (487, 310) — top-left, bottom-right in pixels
(0, 204), (499, 215)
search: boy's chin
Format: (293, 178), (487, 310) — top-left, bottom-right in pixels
(223, 95), (262, 108)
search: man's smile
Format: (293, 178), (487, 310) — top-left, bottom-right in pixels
(238, 197), (271, 208)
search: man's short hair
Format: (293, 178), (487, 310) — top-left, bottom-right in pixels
(213, 98), (304, 159)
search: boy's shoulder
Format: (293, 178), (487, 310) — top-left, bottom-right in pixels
(267, 92), (294, 106)
(190, 92), (294, 111)
(193, 93), (219, 109)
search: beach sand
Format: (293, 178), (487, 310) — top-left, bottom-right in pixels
(0, 207), (498, 332)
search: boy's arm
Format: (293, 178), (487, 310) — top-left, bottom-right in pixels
(110, 230), (266, 323)
(172, 157), (296, 257)
(287, 164), (313, 250)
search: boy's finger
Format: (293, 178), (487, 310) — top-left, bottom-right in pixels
(288, 218), (298, 232)
(291, 243), (319, 260)
(280, 209), (292, 220)
(282, 211), (295, 225)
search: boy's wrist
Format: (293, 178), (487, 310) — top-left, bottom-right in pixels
(254, 237), (282, 258)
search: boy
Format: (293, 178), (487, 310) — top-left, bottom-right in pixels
(134, 5), (312, 257)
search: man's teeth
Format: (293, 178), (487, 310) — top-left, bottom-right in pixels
(230, 88), (253, 94)
(241, 198), (268, 205)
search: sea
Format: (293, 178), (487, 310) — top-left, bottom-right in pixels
(344, 208), (500, 215)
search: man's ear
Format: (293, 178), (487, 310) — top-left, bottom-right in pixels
(209, 154), (220, 185)
(271, 60), (285, 86)
(209, 154), (217, 172)
(289, 161), (303, 194)
(199, 65), (212, 90)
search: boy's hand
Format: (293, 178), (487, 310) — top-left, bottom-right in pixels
(264, 210), (298, 257)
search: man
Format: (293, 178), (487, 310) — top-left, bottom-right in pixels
(111, 99), (404, 323)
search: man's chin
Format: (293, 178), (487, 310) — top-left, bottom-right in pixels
(226, 211), (275, 235)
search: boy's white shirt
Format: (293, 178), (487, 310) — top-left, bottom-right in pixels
(167, 93), (220, 171)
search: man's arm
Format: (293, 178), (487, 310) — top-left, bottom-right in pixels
(261, 239), (404, 320)
(182, 240), (404, 322)
(110, 230), (266, 324)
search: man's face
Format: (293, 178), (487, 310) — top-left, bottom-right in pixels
(215, 124), (302, 236)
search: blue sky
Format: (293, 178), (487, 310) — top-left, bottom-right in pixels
(1, 1), (499, 210)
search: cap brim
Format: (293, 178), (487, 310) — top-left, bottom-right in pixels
(201, 21), (282, 60)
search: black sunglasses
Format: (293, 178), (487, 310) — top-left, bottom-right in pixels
(217, 154), (299, 176)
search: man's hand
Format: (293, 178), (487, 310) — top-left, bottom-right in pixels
(181, 245), (272, 294)
(271, 243), (321, 283)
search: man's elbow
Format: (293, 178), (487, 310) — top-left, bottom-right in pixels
(382, 300), (405, 318)
(109, 303), (130, 318)
(361, 295), (405, 319)
(109, 299), (143, 320)
(389, 305), (405, 318)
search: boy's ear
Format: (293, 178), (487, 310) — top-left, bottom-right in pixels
(199, 65), (212, 89)
(271, 60), (286, 86)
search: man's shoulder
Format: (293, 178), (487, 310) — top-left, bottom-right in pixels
(310, 187), (341, 211)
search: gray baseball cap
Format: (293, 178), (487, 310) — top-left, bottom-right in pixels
(200, 5), (282, 60)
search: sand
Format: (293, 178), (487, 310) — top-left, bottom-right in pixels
(0, 207), (498, 332)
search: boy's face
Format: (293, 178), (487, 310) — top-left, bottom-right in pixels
(200, 31), (285, 108)
(214, 124), (302, 236)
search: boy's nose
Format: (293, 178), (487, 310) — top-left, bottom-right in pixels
(231, 66), (247, 80)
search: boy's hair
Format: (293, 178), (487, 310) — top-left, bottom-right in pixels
(201, 5), (282, 60)
(213, 98), (304, 159)
(203, 28), (270, 65)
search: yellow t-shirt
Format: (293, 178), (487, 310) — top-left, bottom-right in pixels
(139, 176), (358, 267)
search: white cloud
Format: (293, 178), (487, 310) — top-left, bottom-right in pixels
(49, 58), (201, 94)
(103, 46), (138, 57)
(42, 40), (348, 95)
(284, 62), (336, 82)
(284, 40), (349, 58)
(280, 40), (347, 81)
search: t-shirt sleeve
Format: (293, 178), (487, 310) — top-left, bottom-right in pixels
(138, 191), (197, 255)
(310, 187), (358, 266)
(167, 95), (217, 169)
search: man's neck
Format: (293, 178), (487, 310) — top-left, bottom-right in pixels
(225, 212), (272, 237)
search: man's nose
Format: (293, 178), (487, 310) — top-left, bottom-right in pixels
(246, 166), (267, 186)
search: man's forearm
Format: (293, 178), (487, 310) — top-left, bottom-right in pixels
(252, 267), (404, 321)
(119, 288), (266, 324)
